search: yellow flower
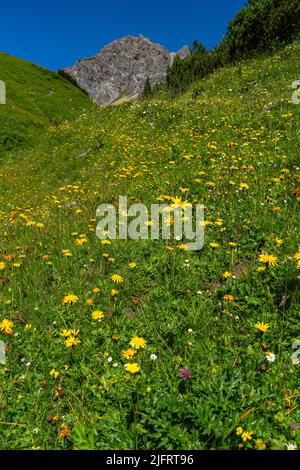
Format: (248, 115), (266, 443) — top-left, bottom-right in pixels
(101, 239), (111, 246)
(258, 254), (278, 266)
(91, 310), (104, 320)
(61, 249), (73, 257)
(111, 274), (124, 283)
(228, 242), (238, 248)
(75, 237), (87, 246)
(61, 294), (79, 305)
(210, 242), (219, 249)
(241, 431), (253, 442)
(111, 289), (119, 296)
(60, 329), (72, 337)
(223, 294), (234, 301)
(235, 427), (243, 436)
(294, 251), (300, 261)
(257, 266), (266, 272)
(0, 319), (15, 335)
(275, 239), (283, 247)
(50, 369), (59, 379)
(122, 348), (137, 360)
(92, 288), (101, 293)
(128, 262), (137, 269)
(255, 439), (266, 450)
(130, 336), (147, 349)
(240, 183), (249, 190)
(0, 262), (6, 270)
(65, 336), (81, 348)
(125, 363), (140, 374)
(222, 271), (232, 279)
(255, 322), (270, 333)
(25, 323), (32, 330)
(86, 298), (94, 306)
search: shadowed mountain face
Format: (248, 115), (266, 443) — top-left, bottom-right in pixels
(63, 35), (189, 105)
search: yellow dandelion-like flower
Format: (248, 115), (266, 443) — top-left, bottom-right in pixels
(294, 251), (300, 261)
(61, 294), (79, 305)
(210, 242), (219, 249)
(222, 271), (232, 279)
(255, 322), (270, 333)
(235, 427), (243, 436)
(257, 266), (266, 272)
(122, 348), (137, 360)
(61, 249), (73, 257)
(111, 289), (119, 297)
(275, 239), (283, 247)
(75, 237), (87, 246)
(125, 363), (140, 374)
(92, 287), (101, 294)
(130, 336), (147, 349)
(0, 318), (15, 335)
(91, 310), (104, 320)
(228, 242), (238, 248)
(86, 298), (94, 306)
(258, 254), (278, 266)
(240, 183), (249, 190)
(101, 239), (111, 246)
(0, 262), (6, 270)
(65, 336), (81, 348)
(111, 274), (124, 283)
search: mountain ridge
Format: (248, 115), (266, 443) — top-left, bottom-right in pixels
(63, 34), (190, 105)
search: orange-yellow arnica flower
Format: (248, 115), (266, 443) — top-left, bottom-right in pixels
(59, 425), (70, 440)
(255, 322), (270, 333)
(122, 348), (137, 360)
(0, 319), (15, 335)
(223, 294), (234, 301)
(125, 363), (140, 374)
(65, 336), (81, 348)
(258, 254), (278, 266)
(61, 294), (79, 305)
(111, 274), (124, 283)
(86, 298), (94, 306)
(130, 336), (147, 349)
(91, 310), (104, 320)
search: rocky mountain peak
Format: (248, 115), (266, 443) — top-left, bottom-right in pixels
(63, 35), (189, 105)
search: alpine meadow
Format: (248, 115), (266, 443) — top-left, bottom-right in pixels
(0, 0), (300, 452)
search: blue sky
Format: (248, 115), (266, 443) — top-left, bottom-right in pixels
(0, 0), (248, 71)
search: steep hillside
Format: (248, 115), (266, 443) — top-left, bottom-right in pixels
(0, 52), (93, 154)
(0, 43), (299, 450)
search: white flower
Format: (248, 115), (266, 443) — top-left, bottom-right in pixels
(265, 352), (276, 363)
(286, 442), (297, 450)
(150, 354), (157, 361)
(112, 362), (118, 368)
(107, 356), (113, 363)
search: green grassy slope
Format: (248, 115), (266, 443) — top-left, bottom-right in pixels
(0, 43), (299, 450)
(0, 52), (93, 154)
